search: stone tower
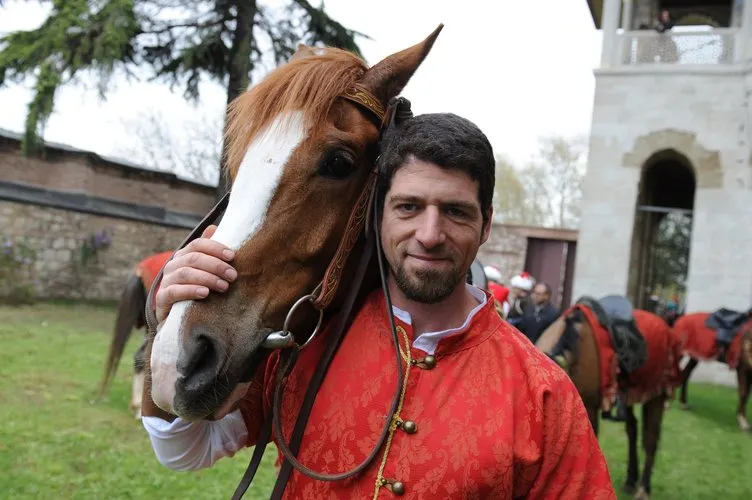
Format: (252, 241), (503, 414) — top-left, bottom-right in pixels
(574, 0), (752, 312)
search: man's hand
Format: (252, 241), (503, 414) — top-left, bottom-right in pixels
(155, 225), (237, 323)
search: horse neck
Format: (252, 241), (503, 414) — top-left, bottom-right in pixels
(569, 323), (602, 404)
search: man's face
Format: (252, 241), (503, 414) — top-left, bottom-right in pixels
(531, 284), (549, 305)
(381, 158), (491, 304)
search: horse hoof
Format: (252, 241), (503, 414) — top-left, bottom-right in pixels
(664, 400), (671, 410)
(738, 415), (750, 432)
(133, 408), (142, 420)
(622, 483), (637, 495)
(634, 486), (650, 500)
(680, 402), (691, 411)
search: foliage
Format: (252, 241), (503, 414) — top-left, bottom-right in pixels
(114, 108), (222, 186)
(1, 302), (751, 498)
(651, 211), (692, 296)
(68, 228), (114, 295)
(492, 135), (587, 229)
(0, 236), (38, 304)
(493, 154), (547, 226)
(0, 0), (366, 193)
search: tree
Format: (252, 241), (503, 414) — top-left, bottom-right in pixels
(0, 0), (367, 197)
(651, 211), (692, 294)
(493, 154), (547, 226)
(114, 108), (223, 186)
(526, 135), (587, 229)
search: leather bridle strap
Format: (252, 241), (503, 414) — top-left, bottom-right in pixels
(144, 193), (230, 336)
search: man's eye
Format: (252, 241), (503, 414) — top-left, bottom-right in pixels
(398, 204), (417, 212)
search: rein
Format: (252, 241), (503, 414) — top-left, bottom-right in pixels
(143, 86), (413, 499)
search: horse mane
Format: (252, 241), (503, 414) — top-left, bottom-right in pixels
(224, 48), (370, 178)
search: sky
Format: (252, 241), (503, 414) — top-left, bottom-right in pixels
(0, 0), (603, 185)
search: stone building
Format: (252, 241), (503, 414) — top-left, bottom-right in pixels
(0, 128), (215, 300)
(576, 0), (752, 311)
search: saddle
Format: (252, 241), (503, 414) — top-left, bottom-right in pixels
(577, 295), (648, 375)
(705, 308), (752, 354)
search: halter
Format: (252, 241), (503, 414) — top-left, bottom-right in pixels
(143, 85), (412, 499)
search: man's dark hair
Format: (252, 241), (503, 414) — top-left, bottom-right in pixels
(537, 282), (552, 296)
(376, 113), (495, 227)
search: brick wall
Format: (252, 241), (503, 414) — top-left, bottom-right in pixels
(0, 145), (215, 216)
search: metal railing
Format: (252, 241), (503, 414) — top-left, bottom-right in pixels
(615, 28), (738, 66)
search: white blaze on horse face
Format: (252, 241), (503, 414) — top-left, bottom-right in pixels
(150, 111), (307, 413)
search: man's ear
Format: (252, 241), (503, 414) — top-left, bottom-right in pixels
(481, 206), (494, 245)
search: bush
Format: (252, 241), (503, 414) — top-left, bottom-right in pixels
(0, 237), (38, 305)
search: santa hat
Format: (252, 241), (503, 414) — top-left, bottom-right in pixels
(510, 271), (535, 291)
(483, 265), (502, 283)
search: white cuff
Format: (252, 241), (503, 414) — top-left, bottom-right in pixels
(142, 409), (249, 471)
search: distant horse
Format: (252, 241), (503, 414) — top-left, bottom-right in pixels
(143, 27), (444, 497)
(97, 251), (172, 418)
(536, 297), (681, 500)
(672, 310), (752, 432)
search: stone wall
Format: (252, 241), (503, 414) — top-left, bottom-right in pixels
(0, 201), (191, 300)
(575, 68), (752, 311)
(0, 130), (216, 301)
(477, 224), (529, 283)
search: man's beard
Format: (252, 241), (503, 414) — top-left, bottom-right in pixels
(392, 260), (463, 304)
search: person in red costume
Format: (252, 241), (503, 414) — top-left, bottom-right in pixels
(142, 113), (616, 498)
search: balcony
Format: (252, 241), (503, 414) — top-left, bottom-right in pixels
(613, 27), (738, 66)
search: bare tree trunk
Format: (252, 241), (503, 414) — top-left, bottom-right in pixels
(217, 0), (258, 200)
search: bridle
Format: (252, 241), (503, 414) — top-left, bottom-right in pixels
(143, 85), (413, 499)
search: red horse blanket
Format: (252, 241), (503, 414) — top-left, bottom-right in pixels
(135, 251), (173, 305)
(570, 304), (619, 411)
(626, 310), (682, 405)
(673, 312), (752, 369)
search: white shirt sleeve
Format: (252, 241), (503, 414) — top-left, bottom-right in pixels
(141, 409), (249, 471)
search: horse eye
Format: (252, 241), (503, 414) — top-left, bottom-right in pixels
(318, 152), (355, 179)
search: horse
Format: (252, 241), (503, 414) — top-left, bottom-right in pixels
(672, 311), (752, 432)
(536, 297), (682, 500)
(141, 26), (444, 498)
(97, 251), (173, 418)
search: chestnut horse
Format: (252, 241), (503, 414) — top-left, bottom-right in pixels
(142, 27), (443, 497)
(672, 311), (752, 432)
(97, 251), (172, 418)
(536, 298), (681, 500)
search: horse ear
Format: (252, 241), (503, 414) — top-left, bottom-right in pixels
(291, 44), (317, 61)
(360, 24), (444, 106)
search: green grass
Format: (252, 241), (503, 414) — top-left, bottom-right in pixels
(1, 303), (750, 499)
(0, 303), (277, 499)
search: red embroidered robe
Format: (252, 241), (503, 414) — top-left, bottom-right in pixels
(239, 289), (616, 499)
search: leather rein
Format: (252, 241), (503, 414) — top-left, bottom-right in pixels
(143, 86), (412, 499)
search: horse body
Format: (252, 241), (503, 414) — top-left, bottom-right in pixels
(673, 311), (752, 431)
(537, 300), (681, 499)
(98, 251), (172, 418)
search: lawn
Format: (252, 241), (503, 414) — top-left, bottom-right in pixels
(1, 302), (750, 499)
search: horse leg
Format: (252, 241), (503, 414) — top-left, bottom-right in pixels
(737, 365), (751, 432)
(679, 357), (698, 410)
(130, 337), (148, 419)
(635, 394), (666, 500)
(623, 404), (639, 495)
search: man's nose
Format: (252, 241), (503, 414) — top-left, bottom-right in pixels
(414, 208), (445, 247)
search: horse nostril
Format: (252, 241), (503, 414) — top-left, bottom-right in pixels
(177, 327), (224, 393)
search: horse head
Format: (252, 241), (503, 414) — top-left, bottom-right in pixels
(148, 26), (444, 421)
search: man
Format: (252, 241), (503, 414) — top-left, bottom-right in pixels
(518, 282), (560, 344)
(503, 271), (535, 326)
(142, 113), (616, 498)
(483, 265), (508, 316)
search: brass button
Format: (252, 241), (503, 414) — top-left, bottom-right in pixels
(391, 481), (405, 496)
(422, 355), (436, 369)
(402, 420), (417, 434)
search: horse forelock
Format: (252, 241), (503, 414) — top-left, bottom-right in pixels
(224, 48), (370, 181)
